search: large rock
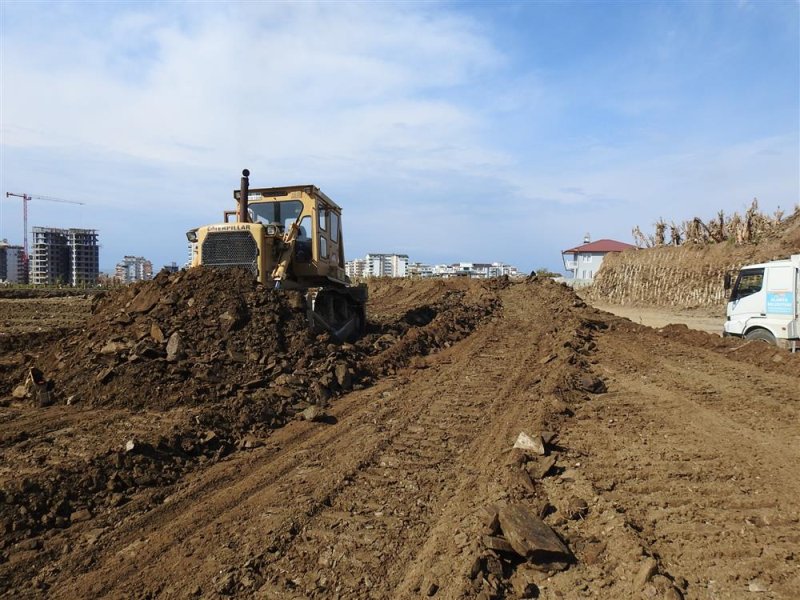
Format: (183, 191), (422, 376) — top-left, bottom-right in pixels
(150, 323), (165, 344)
(513, 432), (546, 455)
(577, 374), (606, 394)
(498, 504), (572, 570)
(302, 405), (326, 422)
(166, 332), (184, 362)
(334, 362), (352, 390)
(127, 288), (160, 314)
(70, 508), (92, 523)
(527, 456), (557, 480)
(633, 557), (658, 588)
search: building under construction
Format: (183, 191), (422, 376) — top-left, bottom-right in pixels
(29, 227), (99, 286)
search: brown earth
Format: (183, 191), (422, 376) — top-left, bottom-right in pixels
(585, 303), (723, 335)
(0, 296), (91, 335)
(0, 273), (798, 599)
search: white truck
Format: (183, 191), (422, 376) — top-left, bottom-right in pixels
(724, 254), (799, 350)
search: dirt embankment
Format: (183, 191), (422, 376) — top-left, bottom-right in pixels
(0, 274), (798, 599)
(587, 210), (800, 308)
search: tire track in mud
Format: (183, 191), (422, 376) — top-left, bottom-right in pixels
(45, 283), (560, 599)
(562, 327), (800, 599)
(41, 380), (412, 598)
(255, 295), (543, 598)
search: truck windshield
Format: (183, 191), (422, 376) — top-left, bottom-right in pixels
(249, 201), (303, 230)
(731, 268), (764, 301)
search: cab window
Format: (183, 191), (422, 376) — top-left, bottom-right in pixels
(249, 201), (303, 231)
(319, 236), (328, 259)
(731, 268), (764, 301)
(318, 207), (328, 231)
(330, 212), (340, 243)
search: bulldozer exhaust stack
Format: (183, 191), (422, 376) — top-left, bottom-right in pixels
(238, 168), (250, 223)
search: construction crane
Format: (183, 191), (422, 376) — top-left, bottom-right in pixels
(4, 192), (86, 257)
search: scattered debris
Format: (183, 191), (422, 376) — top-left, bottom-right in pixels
(565, 496), (589, 520)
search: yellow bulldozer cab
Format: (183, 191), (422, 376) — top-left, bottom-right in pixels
(229, 185), (346, 280)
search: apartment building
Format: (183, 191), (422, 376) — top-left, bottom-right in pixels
(29, 227), (99, 286)
(115, 256), (154, 283)
(68, 229), (100, 286)
(345, 258), (366, 279)
(366, 253), (409, 278)
(346, 253), (409, 278)
(412, 262), (520, 278)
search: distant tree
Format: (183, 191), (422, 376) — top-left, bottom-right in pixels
(535, 267), (561, 278)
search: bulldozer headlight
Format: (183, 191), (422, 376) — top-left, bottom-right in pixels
(266, 224), (279, 236)
(186, 229), (198, 243)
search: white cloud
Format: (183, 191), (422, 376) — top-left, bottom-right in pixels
(2, 2), (506, 183)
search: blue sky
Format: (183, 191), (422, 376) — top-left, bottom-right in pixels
(1, 0), (798, 273)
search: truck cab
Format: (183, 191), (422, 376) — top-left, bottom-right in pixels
(724, 254), (800, 350)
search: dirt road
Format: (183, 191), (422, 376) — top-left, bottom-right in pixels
(585, 302), (723, 335)
(1, 277), (798, 599)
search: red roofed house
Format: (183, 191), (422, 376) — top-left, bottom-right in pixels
(561, 234), (636, 283)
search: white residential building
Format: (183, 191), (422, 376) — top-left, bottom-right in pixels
(420, 262), (519, 279)
(115, 256), (154, 283)
(561, 234), (636, 282)
(345, 258), (367, 279)
(408, 262), (434, 278)
(362, 253), (409, 278)
(351, 256), (518, 279)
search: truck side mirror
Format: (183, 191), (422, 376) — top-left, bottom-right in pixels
(723, 273), (731, 290)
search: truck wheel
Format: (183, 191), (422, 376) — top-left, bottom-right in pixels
(744, 328), (777, 346)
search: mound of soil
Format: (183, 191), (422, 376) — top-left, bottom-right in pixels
(29, 268), (500, 421)
(47, 267), (316, 412)
(0, 269), (501, 551)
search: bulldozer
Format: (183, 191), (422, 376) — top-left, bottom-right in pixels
(186, 169), (367, 342)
